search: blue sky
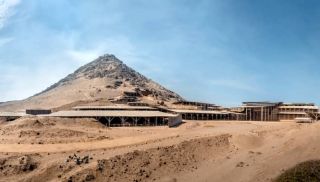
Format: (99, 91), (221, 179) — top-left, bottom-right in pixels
(0, 0), (320, 106)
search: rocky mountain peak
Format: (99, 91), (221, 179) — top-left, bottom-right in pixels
(38, 54), (141, 94)
(75, 54), (144, 80)
(75, 54), (124, 78)
(35, 54), (182, 102)
(0, 54), (183, 111)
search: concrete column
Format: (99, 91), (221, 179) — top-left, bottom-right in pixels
(120, 117), (127, 126)
(107, 117), (114, 127)
(133, 117), (139, 126)
(246, 109), (248, 121)
(146, 118), (150, 126)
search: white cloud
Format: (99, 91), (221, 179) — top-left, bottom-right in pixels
(0, 0), (20, 29)
(0, 37), (13, 46)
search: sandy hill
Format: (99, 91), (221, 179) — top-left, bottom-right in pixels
(0, 54), (183, 111)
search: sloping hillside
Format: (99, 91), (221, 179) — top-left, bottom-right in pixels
(0, 54), (183, 111)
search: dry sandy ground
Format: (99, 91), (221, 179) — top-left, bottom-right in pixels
(0, 117), (319, 182)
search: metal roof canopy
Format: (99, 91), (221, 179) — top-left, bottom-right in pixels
(72, 105), (156, 110)
(46, 110), (178, 118)
(278, 112), (308, 115)
(278, 106), (319, 109)
(282, 103), (315, 106)
(172, 101), (218, 107)
(0, 112), (28, 117)
(169, 109), (231, 115)
(242, 102), (282, 107)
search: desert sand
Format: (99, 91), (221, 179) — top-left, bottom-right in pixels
(0, 117), (319, 182)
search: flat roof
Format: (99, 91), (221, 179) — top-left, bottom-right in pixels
(241, 105), (276, 108)
(282, 103), (315, 106)
(242, 102), (282, 107)
(0, 112), (28, 117)
(279, 112), (307, 115)
(294, 117), (312, 120)
(47, 110), (178, 118)
(72, 105), (156, 110)
(278, 106), (318, 109)
(172, 101), (218, 106)
(169, 109), (231, 115)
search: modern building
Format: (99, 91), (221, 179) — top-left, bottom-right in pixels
(72, 105), (157, 111)
(0, 112), (28, 121)
(26, 109), (52, 115)
(241, 102), (319, 122)
(127, 102), (150, 107)
(44, 105), (181, 127)
(168, 109), (246, 121)
(48, 110), (181, 127)
(278, 103), (319, 121)
(241, 102), (282, 121)
(2, 101), (319, 124)
(172, 101), (221, 110)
